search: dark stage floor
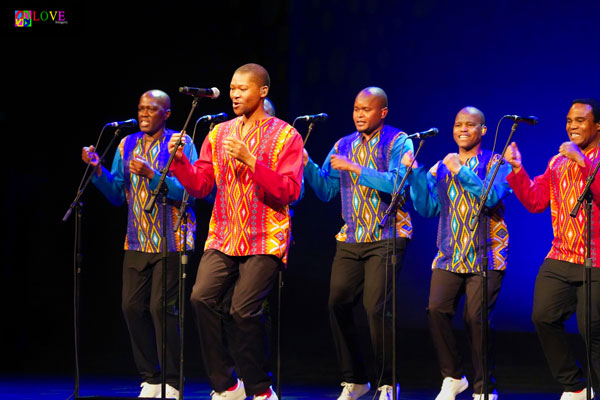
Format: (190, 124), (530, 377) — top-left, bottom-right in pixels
(4, 329), (586, 399)
(0, 374), (565, 400)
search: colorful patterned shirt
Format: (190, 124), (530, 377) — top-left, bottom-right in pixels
(303, 126), (414, 243)
(92, 129), (197, 253)
(507, 147), (600, 267)
(170, 116), (303, 263)
(408, 150), (512, 273)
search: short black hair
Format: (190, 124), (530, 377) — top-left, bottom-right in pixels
(234, 63), (270, 88)
(572, 98), (600, 123)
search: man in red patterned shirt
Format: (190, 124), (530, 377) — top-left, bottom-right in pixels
(169, 63), (303, 400)
(505, 99), (600, 400)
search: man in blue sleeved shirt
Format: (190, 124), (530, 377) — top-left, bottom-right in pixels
(303, 87), (413, 400)
(81, 89), (198, 399)
(402, 106), (511, 400)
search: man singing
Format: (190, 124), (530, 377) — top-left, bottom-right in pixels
(303, 87), (412, 400)
(168, 63), (303, 400)
(505, 99), (600, 400)
(82, 89), (197, 399)
(402, 106), (511, 400)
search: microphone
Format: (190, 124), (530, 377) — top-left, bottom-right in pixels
(105, 119), (138, 128)
(505, 115), (539, 125)
(197, 112), (228, 123)
(406, 127), (438, 139)
(179, 86), (220, 99)
(296, 113), (328, 122)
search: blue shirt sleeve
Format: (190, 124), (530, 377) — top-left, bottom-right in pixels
(456, 160), (513, 207)
(407, 164), (440, 218)
(290, 177), (305, 207)
(303, 146), (340, 202)
(358, 135), (414, 194)
(91, 148), (127, 206)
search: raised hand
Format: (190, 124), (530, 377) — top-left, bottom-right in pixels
(168, 132), (186, 161)
(129, 156), (155, 179)
(504, 142), (522, 172)
(224, 136), (256, 171)
(82, 145), (102, 176)
(442, 153), (462, 175)
(330, 154), (361, 175)
(559, 141), (586, 167)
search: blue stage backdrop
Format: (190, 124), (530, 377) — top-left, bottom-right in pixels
(286, 0), (600, 333)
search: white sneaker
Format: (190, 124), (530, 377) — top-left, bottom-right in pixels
(435, 376), (469, 400)
(210, 379), (247, 400)
(165, 384), (179, 399)
(338, 382), (371, 400)
(139, 382), (161, 398)
(253, 386), (278, 400)
(377, 384), (400, 400)
(473, 390), (498, 400)
(560, 387), (595, 400)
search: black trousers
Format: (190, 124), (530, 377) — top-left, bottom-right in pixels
(121, 250), (181, 388)
(190, 249), (280, 396)
(328, 238), (407, 386)
(427, 268), (504, 393)
(531, 258), (600, 392)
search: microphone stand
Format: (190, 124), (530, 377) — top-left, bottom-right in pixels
(172, 117), (215, 400)
(62, 126), (123, 400)
(569, 156), (600, 400)
(468, 121), (520, 400)
(379, 137), (426, 400)
(144, 96), (200, 400)
(303, 122), (315, 145)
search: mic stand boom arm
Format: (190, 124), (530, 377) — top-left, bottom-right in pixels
(63, 127), (123, 222)
(145, 96), (199, 213)
(468, 121), (518, 231)
(380, 138), (426, 228)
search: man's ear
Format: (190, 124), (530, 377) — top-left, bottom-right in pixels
(381, 107), (389, 119)
(260, 86), (269, 98)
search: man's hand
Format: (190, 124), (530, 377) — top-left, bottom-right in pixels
(82, 145), (102, 176)
(224, 136), (256, 172)
(303, 148), (309, 166)
(504, 142), (522, 173)
(129, 156), (155, 179)
(168, 133), (186, 161)
(559, 141), (586, 167)
(330, 154), (361, 175)
(442, 153), (462, 175)
(401, 150), (418, 169)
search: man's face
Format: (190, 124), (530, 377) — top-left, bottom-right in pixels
(453, 110), (486, 151)
(353, 92), (387, 135)
(566, 103), (600, 151)
(230, 72), (265, 117)
(137, 95), (170, 135)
